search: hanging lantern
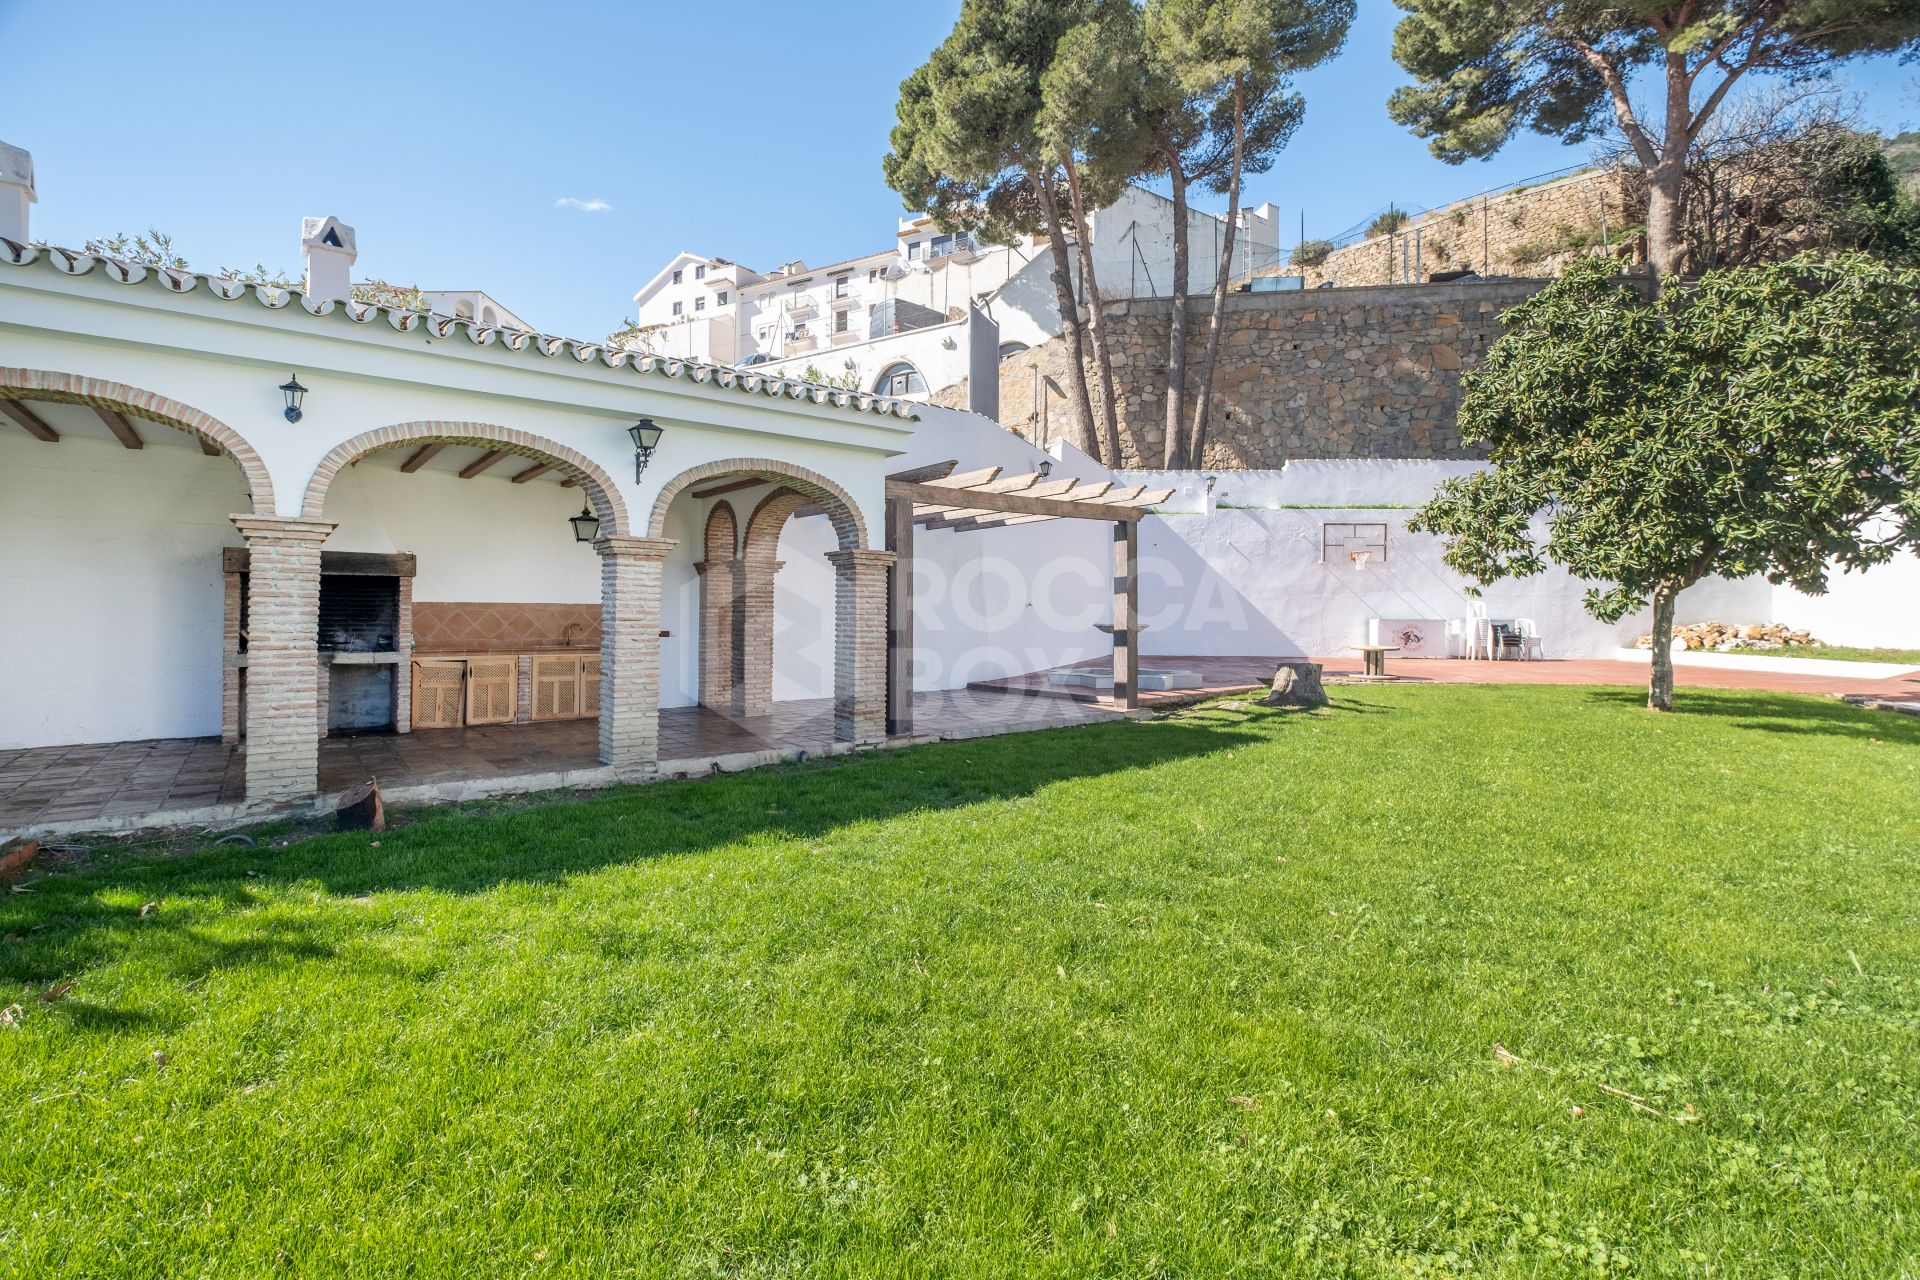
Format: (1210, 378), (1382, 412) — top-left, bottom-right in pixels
(569, 502), (601, 543)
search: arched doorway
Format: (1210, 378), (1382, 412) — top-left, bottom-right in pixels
(301, 422), (661, 783)
(0, 371), (278, 819)
(649, 459), (889, 747)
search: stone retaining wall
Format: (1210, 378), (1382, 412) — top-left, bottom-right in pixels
(936, 279), (1551, 469)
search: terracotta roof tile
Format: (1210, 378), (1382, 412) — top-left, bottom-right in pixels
(0, 238), (919, 422)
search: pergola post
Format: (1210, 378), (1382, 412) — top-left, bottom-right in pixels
(1112, 520), (1139, 711)
(885, 494), (914, 737)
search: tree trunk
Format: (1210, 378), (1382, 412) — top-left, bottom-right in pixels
(1163, 152), (1192, 469)
(1063, 155), (1123, 470)
(1033, 173), (1101, 461)
(1647, 583), (1678, 712)
(1645, 50), (1693, 282)
(1189, 77), (1245, 467)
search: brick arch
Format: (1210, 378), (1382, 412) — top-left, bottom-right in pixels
(647, 457), (867, 549)
(703, 500), (738, 561)
(743, 487), (819, 563)
(0, 367), (276, 513)
(301, 421), (630, 535)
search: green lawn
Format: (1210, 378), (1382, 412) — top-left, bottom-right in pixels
(1724, 644), (1920, 666)
(3, 686), (1918, 1277)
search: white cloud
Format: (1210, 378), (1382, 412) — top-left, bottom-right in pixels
(554, 197), (613, 213)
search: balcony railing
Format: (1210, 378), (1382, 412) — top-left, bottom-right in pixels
(785, 332), (819, 354)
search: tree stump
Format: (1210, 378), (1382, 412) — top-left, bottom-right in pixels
(335, 779), (385, 833)
(1261, 661), (1328, 709)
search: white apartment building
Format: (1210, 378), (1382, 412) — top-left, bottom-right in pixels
(622, 185), (1282, 405)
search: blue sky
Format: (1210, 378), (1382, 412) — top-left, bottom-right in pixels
(4, 1), (1913, 340)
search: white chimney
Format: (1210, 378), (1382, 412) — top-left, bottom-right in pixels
(0, 140), (36, 244)
(300, 215), (357, 302)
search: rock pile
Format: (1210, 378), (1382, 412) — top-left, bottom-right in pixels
(1634, 622), (1823, 651)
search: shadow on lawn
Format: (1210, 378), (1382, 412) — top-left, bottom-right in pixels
(0, 715), (1272, 991)
(1581, 688), (1920, 744)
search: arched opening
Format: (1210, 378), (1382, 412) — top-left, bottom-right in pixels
(649, 459), (887, 752)
(0, 374), (274, 824)
(300, 423), (639, 788)
(874, 361), (926, 398)
(998, 341), (1030, 360)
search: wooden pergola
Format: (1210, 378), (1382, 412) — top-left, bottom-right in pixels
(883, 461), (1173, 734)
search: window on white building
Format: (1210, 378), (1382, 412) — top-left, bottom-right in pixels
(834, 275), (851, 298)
(834, 309), (850, 334)
(672, 269), (683, 285)
(672, 301), (683, 316)
(876, 361), (925, 396)
(717, 291), (729, 305)
(694, 264), (706, 280)
(907, 241), (923, 261)
(868, 267), (879, 281)
(695, 297), (706, 311)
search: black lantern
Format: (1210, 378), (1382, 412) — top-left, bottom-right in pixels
(279, 374), (308, 423)
(628, 418), (664, 481)
(1036, 458), (1052, 479)
(569, 502), (601, 544)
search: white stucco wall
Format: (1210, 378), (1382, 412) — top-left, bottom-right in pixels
(1, 431), (247, 748)
(321, 465), (604, 603)
(1770, 545), (1920, 649)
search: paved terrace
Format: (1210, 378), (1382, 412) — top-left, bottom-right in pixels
(4, 659), (1915, 840)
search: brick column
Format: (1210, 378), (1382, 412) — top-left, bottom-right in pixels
(695, 558), (744, 714)
(231, 516), (335, 805)
(737, 557), (782, 720)
(393, 576), (414, 733)
(825, 549), (895, 745)
(596, 535), (676, 778)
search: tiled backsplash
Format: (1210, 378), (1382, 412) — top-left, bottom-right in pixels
(414, 602), (602, 653)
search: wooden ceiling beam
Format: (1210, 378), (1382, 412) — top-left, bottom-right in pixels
(559, 476), (579, 489)
(93, 405), (143, 449)
(399, 442), (445, 473)
(689, 476), (766, 500)
(197, 434), (222, 456)
(510, 461), (556, 484)
(458, 449), (507, 479)
(0, 400), (58, 442)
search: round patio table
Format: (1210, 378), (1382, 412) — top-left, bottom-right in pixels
(1352, 643), (1400, 679)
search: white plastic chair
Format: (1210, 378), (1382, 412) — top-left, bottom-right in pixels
(1510, 618), (1545, 661)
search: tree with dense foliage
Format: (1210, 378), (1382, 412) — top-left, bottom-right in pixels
(1040, 0), (1152, 465)
(884, 1), (1114, 463)
(1410, 254), (1920, 710)
(1150, 0), (1352, 465)
(1387, 1), (1920, 280)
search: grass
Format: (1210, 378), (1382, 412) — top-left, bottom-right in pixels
(3, 685), (1918, 1277)
(1723, 644), (1920, 667)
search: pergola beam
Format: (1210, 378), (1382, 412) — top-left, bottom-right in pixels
(197, 434), (222, 457)
(0, 400), (58, 442)
(93, 406), (142, 449)
(889, 478), (1150, 523)
(885, 460), (958, 484)
(511, 461), (556, 484)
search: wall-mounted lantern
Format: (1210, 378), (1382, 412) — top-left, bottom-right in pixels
(569, 503), (601, 544)
(628, 418), (664, 481)
(279, 374), (308, 423)
(1036, 458), (1052, 479)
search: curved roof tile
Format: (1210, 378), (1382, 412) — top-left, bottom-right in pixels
(0, 238), (919, 422)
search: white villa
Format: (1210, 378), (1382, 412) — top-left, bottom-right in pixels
(624, 186), (1283, 404)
